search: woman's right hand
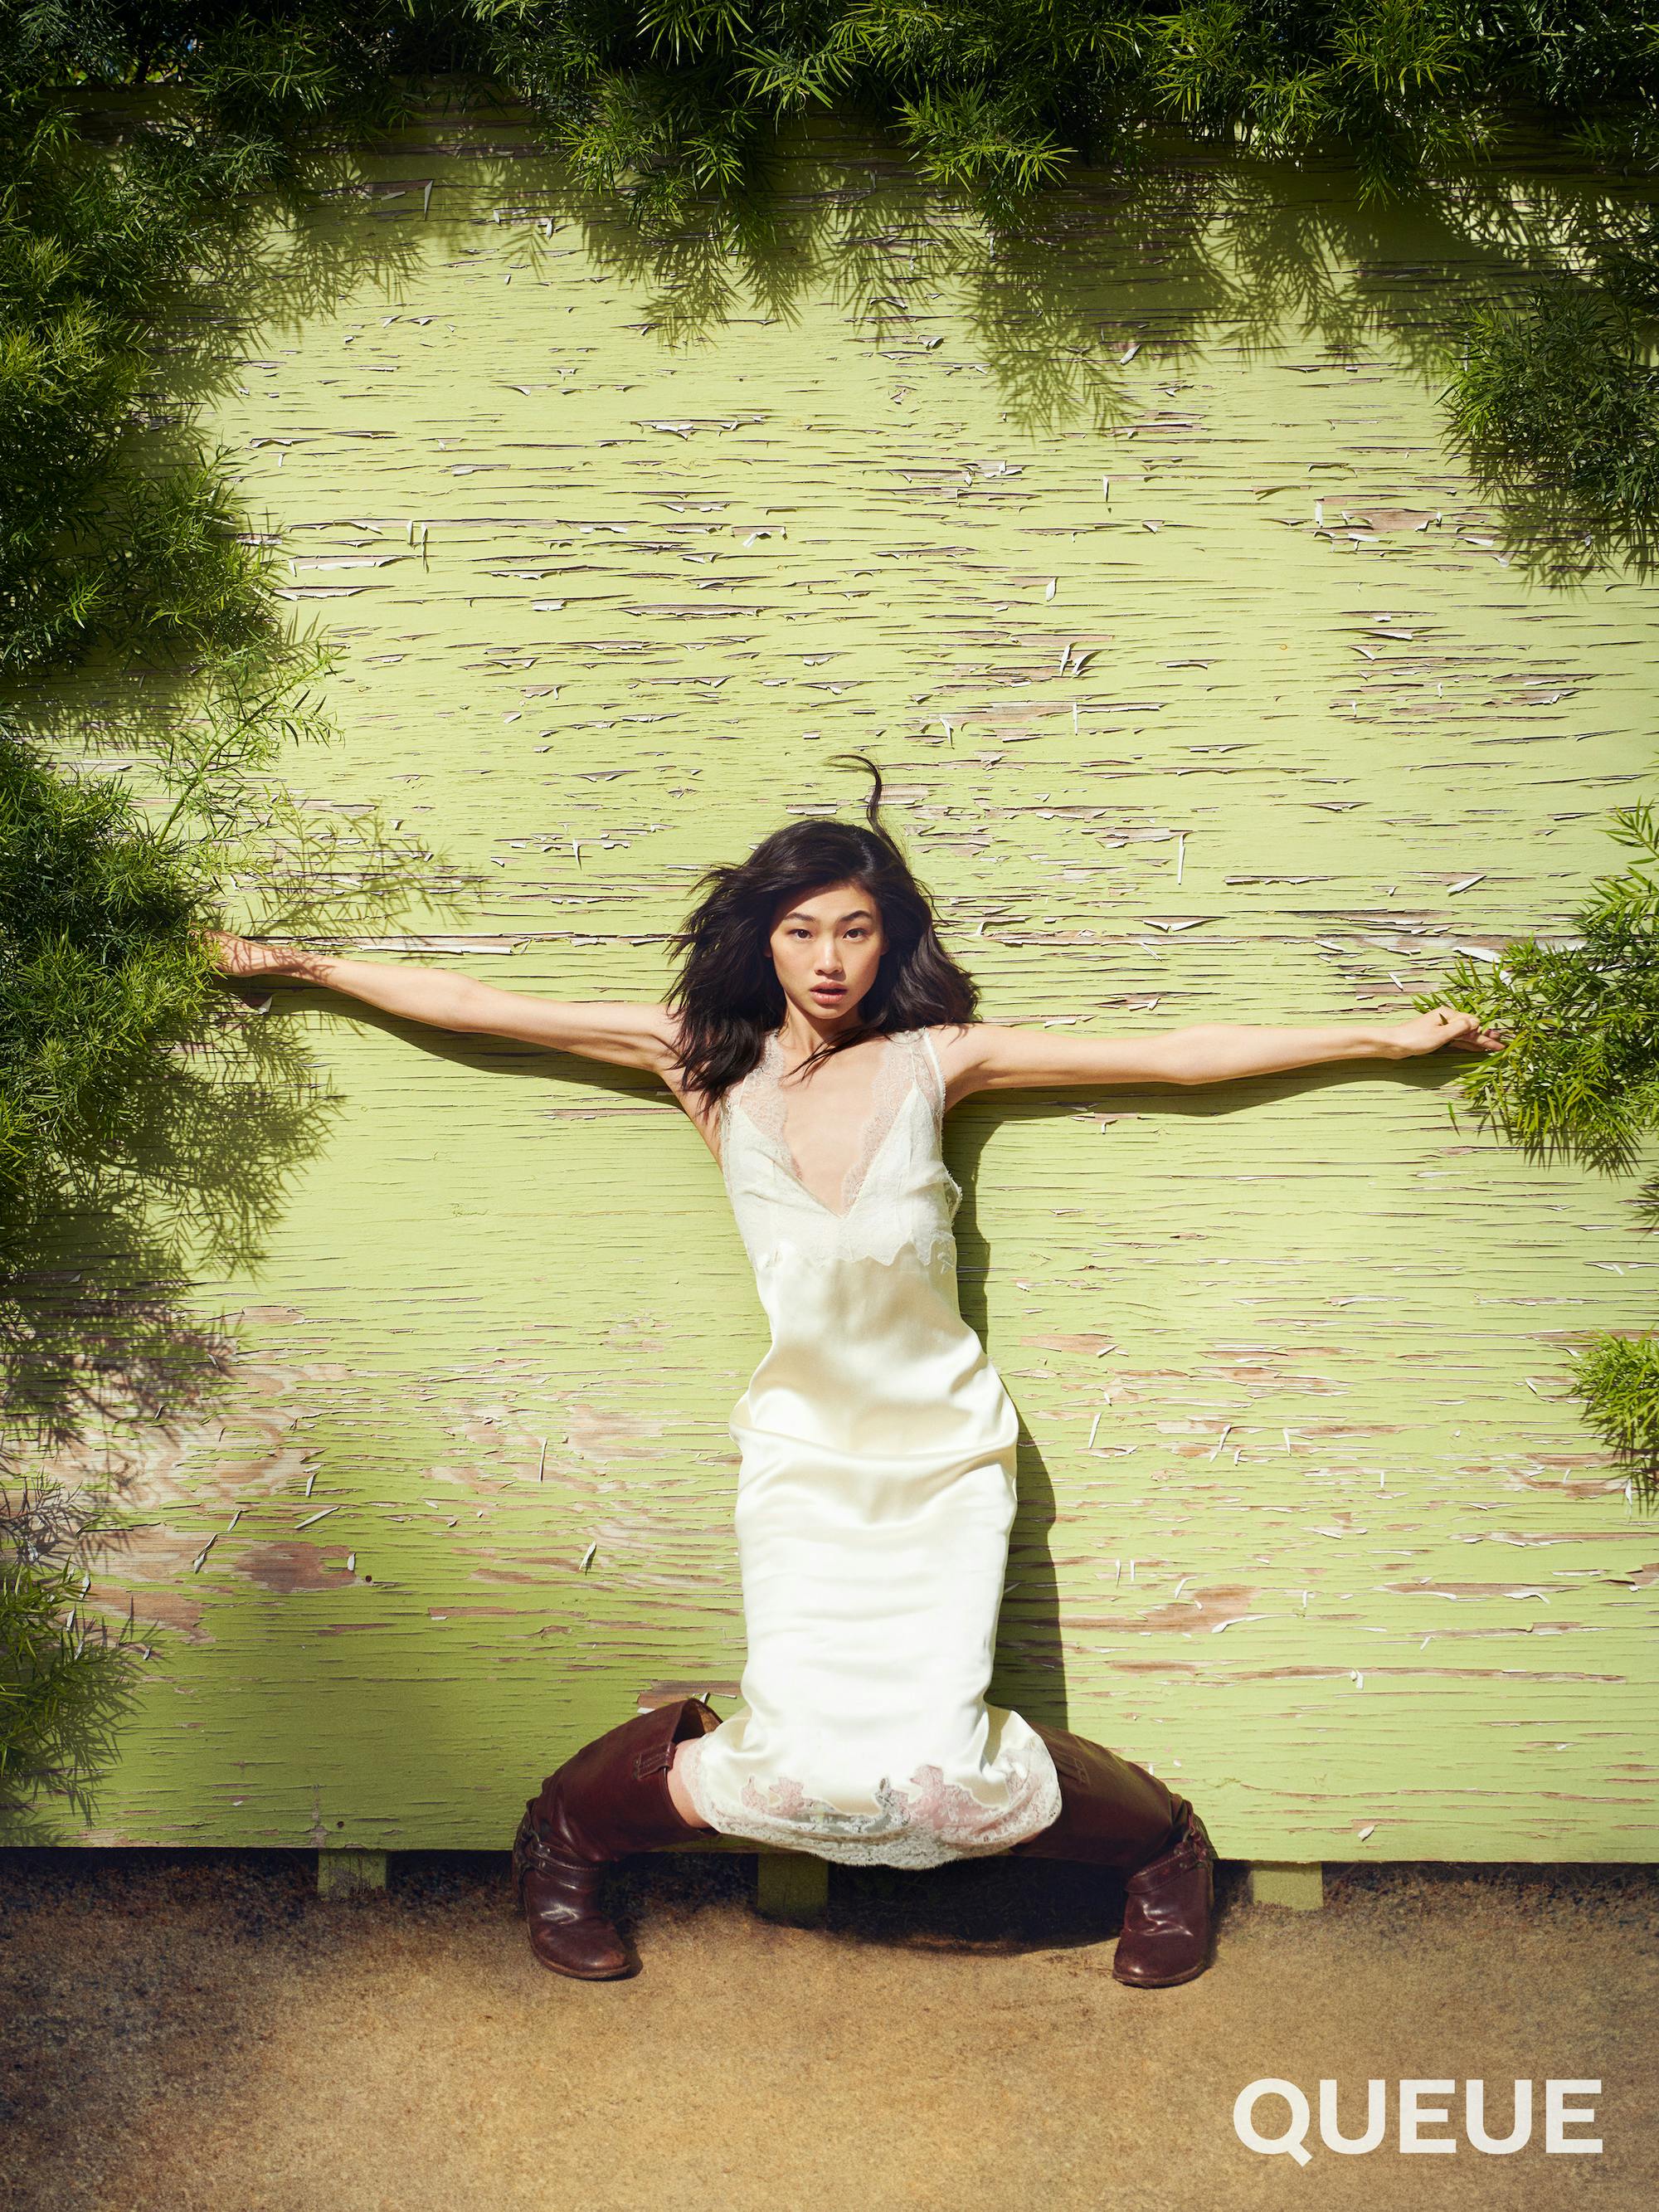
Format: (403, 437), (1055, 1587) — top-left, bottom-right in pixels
(205, 929), (303, 981)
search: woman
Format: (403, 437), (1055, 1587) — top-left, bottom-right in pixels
(211, 759), (1502, 1989)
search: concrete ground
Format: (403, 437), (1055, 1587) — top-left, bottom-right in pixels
(1, 1846), (1653, 2211)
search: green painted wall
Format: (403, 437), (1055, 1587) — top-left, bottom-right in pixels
(26, 109), (1657, 1857)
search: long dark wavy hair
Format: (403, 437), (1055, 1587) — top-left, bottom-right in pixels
(664, 753), (980, 1107)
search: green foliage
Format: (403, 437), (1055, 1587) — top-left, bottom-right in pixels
(1447, 286), (1659, 551)
(2, 655), (452, 1196)
(0, 730), (209, 1193)
(1570, 1330), (1659, 1503)
(0, 85), (290, 671)
(0, 733), (224, 1825)
(1445, 134), (1659, 563)
(893, 81), (1077, 202)
(1427, 793), (1659, 1179)
(0, 1475), (143, 1830)
(0, 12), (450, 1820)
(460, 0), (1659, 211)
(1421, 792), (1659, 1501)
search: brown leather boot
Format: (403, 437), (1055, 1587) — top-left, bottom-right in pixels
(511, 1697), (720, 1980)
(1005, 1721), (1216, 1988)
(1112, 1798), (1216, 1990)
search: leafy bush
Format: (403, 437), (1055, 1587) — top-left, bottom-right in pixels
(0, 19), (441, 1825)
(1423, 793), (1659, 1501)
(0, 1475), (143, 1834)
(1571, 1332), (1659, 1503)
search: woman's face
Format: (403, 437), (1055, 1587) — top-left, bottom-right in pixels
(767, 879), (888, 1026)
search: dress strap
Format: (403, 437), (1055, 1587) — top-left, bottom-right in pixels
(914, 1026), (946, 1121)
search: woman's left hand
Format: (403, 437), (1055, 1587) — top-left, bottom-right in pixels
(1384, 1006), (1506, 1060)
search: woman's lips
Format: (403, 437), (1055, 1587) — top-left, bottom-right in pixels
(811, 986), (845, 997)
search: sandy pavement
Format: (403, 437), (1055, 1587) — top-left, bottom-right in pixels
(1, 1847), (1653, 2210)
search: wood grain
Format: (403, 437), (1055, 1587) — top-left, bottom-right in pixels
(28, 110), (1657, 1859)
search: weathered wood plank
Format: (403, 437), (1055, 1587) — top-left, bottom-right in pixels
(1248, 1863), (1326, 1911)
(754, 1853), (832, 1926)
(317, 1849), (388, 1897)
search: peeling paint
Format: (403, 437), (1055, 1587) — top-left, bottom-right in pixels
(29, 115), (1658, 1860)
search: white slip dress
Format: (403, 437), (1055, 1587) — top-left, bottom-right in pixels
(674, 1023), (1062, 1869)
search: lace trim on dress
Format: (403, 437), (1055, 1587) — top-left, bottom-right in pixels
(727, 1038), (786, 1149)
(675, 1733), (1062, 1870)
(834, 1030), (917, 1216)
(718, 1026), (958, 1273)
(745, 1028), (921, 1218)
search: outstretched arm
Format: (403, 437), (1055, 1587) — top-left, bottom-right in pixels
(206, 932), (679, 1074)
(946, 1007), (1503, 1099)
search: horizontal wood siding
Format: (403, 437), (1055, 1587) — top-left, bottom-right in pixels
(27, 111), (1657, 1857)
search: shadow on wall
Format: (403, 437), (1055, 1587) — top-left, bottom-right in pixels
(354, 108), (1652, 585)
(945, 1052), (1467, 1738)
